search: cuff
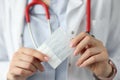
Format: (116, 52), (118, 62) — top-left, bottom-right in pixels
(0, 61), (9, 80)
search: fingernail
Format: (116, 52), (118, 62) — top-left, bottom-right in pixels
(41, 68), (45, 72)
(74, 52), (76, 56)
(70, 43), (74, 47)
(74, 50), (77, 56)
(76, 62), (79, 66)
(44, 57), (49, 61)
(41, 68), (44, 72)
(79, 64), (84, 68)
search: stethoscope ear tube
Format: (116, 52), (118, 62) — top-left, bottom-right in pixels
(25, 0), (50, 23)
(86, 0), (94, 37)
(27, 23), (39, 48)
(25, 0), (51, 48)
(25, 6), (30, 22)
(86, 0), (91, 33)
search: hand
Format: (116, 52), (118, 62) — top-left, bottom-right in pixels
(70, 32), (112, 78)
(7, 47), (49, 80)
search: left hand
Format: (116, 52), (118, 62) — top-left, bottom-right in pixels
(70, 32), (112, 77)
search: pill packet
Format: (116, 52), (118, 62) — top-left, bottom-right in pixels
(37, 27), (74, 69)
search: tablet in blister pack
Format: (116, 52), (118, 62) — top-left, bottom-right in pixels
(37, 27), (74, 69)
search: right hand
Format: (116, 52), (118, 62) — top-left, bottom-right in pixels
(7, 47), (49, 80)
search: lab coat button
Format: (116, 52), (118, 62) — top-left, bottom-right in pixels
(20, 34), (23, 37)
(71, 31), (75, 34)
(69, 63), (71, 67)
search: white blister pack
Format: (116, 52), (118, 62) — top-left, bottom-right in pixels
(37, 27), (74, 69)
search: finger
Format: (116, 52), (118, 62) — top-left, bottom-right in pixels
(33, 59), (45, 72)
(76, 47), (101, 66)
(12, 52), (20, 60)
(14, 60), (37, 73)
(10, 67), (33, 77)
(18, 47), (49, 62)
(20, 53), (45, 72)
(70, 32), (89, 47)
(7, 73), (26, 80)
(79, 53), (107, 67)
(19, 52), (36, 64)
(74, 36), (92, 56)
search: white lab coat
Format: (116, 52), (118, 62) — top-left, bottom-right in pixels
(0, 0), (120, 80)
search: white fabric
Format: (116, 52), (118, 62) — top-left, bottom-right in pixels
(0, 62), (9, 80)
(0, 1), (9, 80)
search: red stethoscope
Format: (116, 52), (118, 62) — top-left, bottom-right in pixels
(25, 0), (91, 48)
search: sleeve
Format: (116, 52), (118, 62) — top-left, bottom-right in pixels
(106, 0), (120, 79)
(0, 0), (10, 80)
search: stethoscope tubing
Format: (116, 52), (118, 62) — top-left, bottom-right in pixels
(25, 0), (91, 48)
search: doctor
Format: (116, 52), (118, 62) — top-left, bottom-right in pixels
(0, 0), (120, 80)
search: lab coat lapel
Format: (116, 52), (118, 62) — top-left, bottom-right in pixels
(66, 0), (86, 38)
(11, 0), (27, 51)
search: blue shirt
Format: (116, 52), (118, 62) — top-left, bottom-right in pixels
(23, 0), (69, 80)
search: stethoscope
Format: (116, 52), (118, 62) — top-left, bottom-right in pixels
(25, 0), (91, 49)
